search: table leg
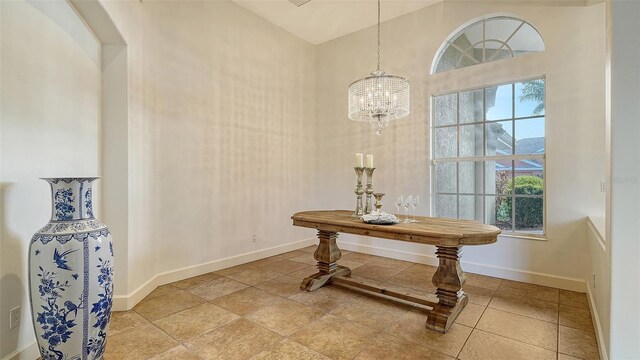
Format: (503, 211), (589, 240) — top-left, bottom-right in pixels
(300, 230), (351, 291)
(426, 246), (468, 333)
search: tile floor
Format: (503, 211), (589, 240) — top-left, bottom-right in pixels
(104, 246), (600, 360)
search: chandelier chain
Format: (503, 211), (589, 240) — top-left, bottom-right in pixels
(347, 0), (410, 135)
(377, 0), (381, 71)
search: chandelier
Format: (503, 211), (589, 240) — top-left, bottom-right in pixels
(348, 0), (410, 135)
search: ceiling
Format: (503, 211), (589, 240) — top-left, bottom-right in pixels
(232, 0), (441, 45)
(231, 0), (599, 45)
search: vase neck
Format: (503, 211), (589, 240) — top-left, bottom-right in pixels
(44, 178), (98, 221)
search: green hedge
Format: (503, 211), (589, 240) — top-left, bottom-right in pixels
(495, 176), (543, 228)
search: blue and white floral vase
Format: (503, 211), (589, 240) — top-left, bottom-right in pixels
(29, 178), (113, 360)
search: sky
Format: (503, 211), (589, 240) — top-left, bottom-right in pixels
(485, 81), (545, 141)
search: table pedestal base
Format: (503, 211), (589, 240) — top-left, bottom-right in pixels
(301, 265), (351, 291)
(300, 230), (351, 291)
(300, 231), (468, 333)
(426, 246), (467, 332)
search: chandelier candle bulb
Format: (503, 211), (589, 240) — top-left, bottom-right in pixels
(366, 154), (374, 168)
(355, 153), (364, 167)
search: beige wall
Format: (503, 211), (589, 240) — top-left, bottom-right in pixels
(100, 0), (317, 297)
(315, 1), (606, 288)
(0, 1), (102, 358)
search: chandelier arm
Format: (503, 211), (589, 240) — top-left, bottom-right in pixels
(377, 0), (381, 71)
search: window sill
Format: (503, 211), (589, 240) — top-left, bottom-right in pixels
(499, 232), (547, 241)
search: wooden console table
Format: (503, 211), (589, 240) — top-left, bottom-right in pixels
(291, 210), (500, 333)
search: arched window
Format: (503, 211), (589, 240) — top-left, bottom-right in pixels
(433, 16), (544, 74)
(430, 16), (547, 236)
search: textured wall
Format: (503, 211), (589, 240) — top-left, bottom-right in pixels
(0, 1), (101, 357)
(315, 1), (606, 283)
(101, 0), (317, 295)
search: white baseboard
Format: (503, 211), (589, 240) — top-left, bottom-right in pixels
(338, 241), (587, 292)
(586, 283), (609, 360)
(3, 341), (38, 360)
(113, 238), (316, 311)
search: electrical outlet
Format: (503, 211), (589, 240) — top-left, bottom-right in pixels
(9, 306), (20, 330)
(592, 273), (596, 288)
(251, 234), (257, 243)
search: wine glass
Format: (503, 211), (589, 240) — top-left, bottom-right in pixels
(395, 196), (402, 216)
(411, 195), (420, 222)
(402, 195), (412, 223)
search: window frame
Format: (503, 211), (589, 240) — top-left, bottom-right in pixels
(431, 16), (545, 74)
(430, 76), (547, 239)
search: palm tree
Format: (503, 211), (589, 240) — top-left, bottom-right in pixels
(519, 79), (545, 115)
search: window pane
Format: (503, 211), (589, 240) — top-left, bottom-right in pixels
(515, 80), (545, 117)
(485, 84), (512, 120)
(484, 40), (511, 61)
(508, 23), (545, 54)
(515, 118), (545, 155)
(460, 48), (483, 68)
(436, 45), (464, 73)
(459, 161), (482, 194)
(455, 21), (484, 66)
(436, 162), (457, 193)
(459, 124), (483, 157)
(486, 196), (512, 231)
(514, 166), (544, 195)
(434, 127), (457, 158)
(484, 18), (522, 60)
(435, 195), (457, 218)
(486, 121), (513, 156)
(485, 160), (513, 195)
(460, 195), (483, 221)
(514, 197), (544, 233)
(459, 89), (483, 123)
(485, 18), (522, 40)
(434, 94), (457, 126)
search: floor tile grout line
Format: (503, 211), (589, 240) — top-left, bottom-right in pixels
(485, 302), (560, 325)
(557, 297), (561, 360)
(493, 287), (561, 303)
(455, 299), (490, 359)
(496, 291), (592, 311)
(378, 327), (453, 359)
(471, 292), (561, 355)
(380, 306), (456, 359)
(471, 324), (559, 353)
(347, 325), (387, 360)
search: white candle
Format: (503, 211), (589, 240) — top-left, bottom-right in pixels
(355, 153), (364, 168)
(366, 154), (374, 168)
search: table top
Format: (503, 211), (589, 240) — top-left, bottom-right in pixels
(292, 210), (500, 247)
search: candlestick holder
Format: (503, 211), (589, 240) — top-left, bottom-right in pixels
(353, 167), (365, 218)
(373, 193), (385, 213)
(364, 167), (375, 214)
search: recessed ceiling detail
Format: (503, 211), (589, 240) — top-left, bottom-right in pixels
(232, 0), (441, 45)
(288, 0), (312, 7)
